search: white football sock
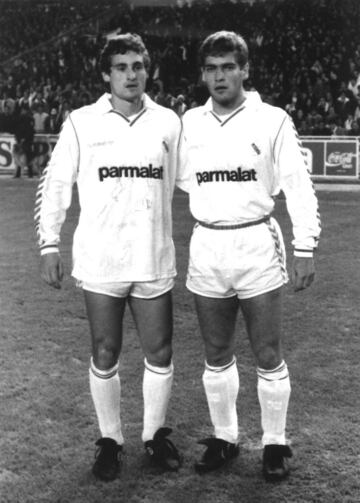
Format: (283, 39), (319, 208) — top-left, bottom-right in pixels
(142, 358), (174, 442)
(203, 357), (239, 444)
(89, 358), (124, 445)
(257, 360), (291, 446)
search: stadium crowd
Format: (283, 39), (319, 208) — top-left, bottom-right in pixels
(0, 0), (360, 137)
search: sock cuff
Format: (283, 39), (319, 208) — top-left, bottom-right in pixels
(144, 358), (174, 375)
(205, 356), (237, 373)
(90, 357), (119, 379)
(257, 360), (289, 381)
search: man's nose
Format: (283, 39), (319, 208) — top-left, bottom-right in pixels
(215, 68), (225, 80)
(127, 68), (136, 79)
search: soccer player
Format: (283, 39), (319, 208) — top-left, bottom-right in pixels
(177, 31), (321, 481)
(35, 34), (182, 481)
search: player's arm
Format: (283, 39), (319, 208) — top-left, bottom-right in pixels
(291, 256), (315, 292)
(167, 112), (183, 192)
(275, 114), (321, 292)
(175, 115), (191, 193)
(40, 252), (64, 289)
(35, 117), (79, 288)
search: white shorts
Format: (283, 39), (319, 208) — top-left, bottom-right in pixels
(78, 277), (175, 299)
(186, 217), (288, 299)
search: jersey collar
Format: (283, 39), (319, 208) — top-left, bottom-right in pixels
(204, 91), (262, 126)
(95, 93), (159, 124)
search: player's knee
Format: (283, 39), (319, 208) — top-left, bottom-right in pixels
(205, 344), (234, 367)
(255, 344), (281, 370)
(93, 346), (119, 370)
(145, 342), (172, 368)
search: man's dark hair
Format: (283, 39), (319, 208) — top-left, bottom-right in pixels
(100, 33), (150, 74)
(199, 31), (249, 68)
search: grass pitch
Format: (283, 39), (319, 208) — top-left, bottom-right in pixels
(0, 177), (359, 503)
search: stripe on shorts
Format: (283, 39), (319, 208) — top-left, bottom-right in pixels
(265, 219), (287, 282)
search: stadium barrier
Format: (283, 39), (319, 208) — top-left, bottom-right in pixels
(0, 133), (58, 175)
(0, 134), (359, 180)
(302, 136), (359, 180)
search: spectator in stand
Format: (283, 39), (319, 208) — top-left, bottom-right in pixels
(312, 77), (327, 102)
(331, 119), (347, 137)
(297, 119), (310, 136)
(285, 94), (297, 119)
(324, 91), (334, 108)
(12, 105), (34, 178)
(0, 92), (16, 115)
(293, 108), (305, 129)
(44, 107), (61, 134)
(57, 100), (72, 127)
(33, 103), (49, 133)
(0, 102), (15, 133)
(349, 119), (360, 136)
(325, 105), (338, 125)
(17, 89), (31, 111)
(316, 97), (329, 117)
(302, 96), (314, 115)
(344, 113), (354, 133)
(348, 74), (359, 99)
(354, 84), (360, 101)
(43, 77), (54, 101)
(77, 92), (92, 108)
(313, 119), (332, 136)
(28, 87), (44, 110)
(336, 91), (352, 120)
(2, 75), (16, 99)
(353, 97), (360, 121)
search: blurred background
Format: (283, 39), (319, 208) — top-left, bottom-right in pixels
(0, 0), (358, 136)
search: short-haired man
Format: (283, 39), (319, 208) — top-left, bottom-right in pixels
(35, 34), (182, 481)
(178, 31), (321, 481)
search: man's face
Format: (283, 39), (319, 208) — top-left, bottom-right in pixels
(102, 51), (147, 103)
(202, 52), (248, 108)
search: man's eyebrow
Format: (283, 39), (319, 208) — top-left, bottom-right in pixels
(204, 62), (236, 68)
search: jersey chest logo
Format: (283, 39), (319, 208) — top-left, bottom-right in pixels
(98, 164), (163, 182)
(196, 168), (257, 185)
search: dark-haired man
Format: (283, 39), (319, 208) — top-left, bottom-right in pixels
(178, 31), (321, 481)
(35, 33), (182, 481)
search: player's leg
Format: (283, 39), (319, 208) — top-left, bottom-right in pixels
(25, 143), (34, 178)
(128, 289), (181, 470)
(13, 147), (21, 178)
(84, 290), (126, 481)
(193, 294), (240, 473)
(239, 287), (292, 480)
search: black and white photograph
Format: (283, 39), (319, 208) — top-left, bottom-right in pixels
(0, 0), (359, 502)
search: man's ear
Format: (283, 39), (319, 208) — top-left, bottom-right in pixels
(241, 62), (249, 80)
(102, 72), (110, 83)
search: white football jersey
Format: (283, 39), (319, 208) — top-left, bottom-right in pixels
(35, 93), (181, 282)
(178, 92), (321, 254)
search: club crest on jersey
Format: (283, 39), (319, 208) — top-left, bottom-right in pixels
(98, 164), (163, 182)
(251, 143), (261, 155)
(196, 168), (257, 185)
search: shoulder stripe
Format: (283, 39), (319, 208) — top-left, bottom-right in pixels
(272, 115), (287, 161)
(69, 115), (80, 171)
